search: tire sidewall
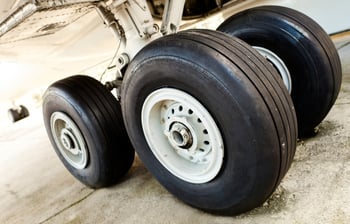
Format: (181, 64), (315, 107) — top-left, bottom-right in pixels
(218, 9), (334, 134)
(122, 50), (280, 213)
(43, 88), (107, 187)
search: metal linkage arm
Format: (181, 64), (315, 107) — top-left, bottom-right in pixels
(161, 0), (186, 35)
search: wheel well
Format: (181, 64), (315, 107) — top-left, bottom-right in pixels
(148, 0), (232, 19)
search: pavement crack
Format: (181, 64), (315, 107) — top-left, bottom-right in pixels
(37, 190), (95, 224)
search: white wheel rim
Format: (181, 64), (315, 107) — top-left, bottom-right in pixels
(50, 112), (88, 170)
(254, 46), (292, 94)
(141, 88), (224, 184)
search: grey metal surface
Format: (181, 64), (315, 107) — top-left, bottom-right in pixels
(0, 0), (101, 44)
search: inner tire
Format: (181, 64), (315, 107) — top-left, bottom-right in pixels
(121, 30), (297, 215)
(218, 6), (342, 137)
(43, 75), (134, 188)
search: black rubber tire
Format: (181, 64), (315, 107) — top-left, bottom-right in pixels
(121, 30), (297, 215)
(218, 6), (342, 137)
(43, 75), (134, 188)
(8, 108), (20, 123)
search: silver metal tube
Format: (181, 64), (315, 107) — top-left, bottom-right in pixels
(161, 0), (186, 35)
(95, 4), (126, 48)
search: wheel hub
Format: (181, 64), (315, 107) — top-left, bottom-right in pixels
(141, 88), (224, 184)
(163, 103), (213, 164)
(254, 46), (292, 93)
(50, 112), (88, 170)
(168, 122), (193, 149)
(60, 129), (79, 155)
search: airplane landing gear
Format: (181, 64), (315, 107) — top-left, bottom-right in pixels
(41, 2), (341, 216)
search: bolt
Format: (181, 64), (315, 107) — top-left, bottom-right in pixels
(169, 122), (193, 149)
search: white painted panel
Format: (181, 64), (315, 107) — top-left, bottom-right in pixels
(241, 0), (350, 34)
(278, 0), (350, 34)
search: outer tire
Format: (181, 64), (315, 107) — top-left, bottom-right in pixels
(121, 30), (297, 215)
(43, 75), (134, 188)
(218, 6), (342, 137)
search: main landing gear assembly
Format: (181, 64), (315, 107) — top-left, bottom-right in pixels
(42, 1), (341, 215)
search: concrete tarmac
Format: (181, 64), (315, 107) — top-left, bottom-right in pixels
(1, 34), (350, 224)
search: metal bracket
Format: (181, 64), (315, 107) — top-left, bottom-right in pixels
(161, 0), (186, 35)
(104, 53), (129, 99)
(125, 0), (158, 38)
(107, 0), (158, 39)
(95, 3), (126, 47)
